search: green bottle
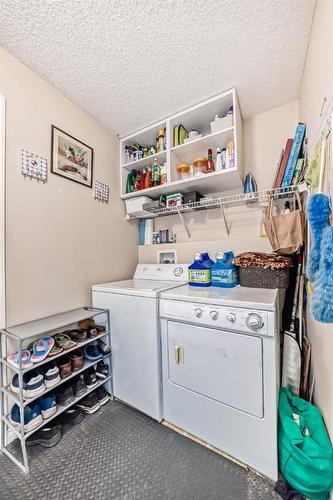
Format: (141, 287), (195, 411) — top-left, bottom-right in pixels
(126, 169), (136, 193)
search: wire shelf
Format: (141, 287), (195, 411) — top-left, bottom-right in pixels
(126, 185), (301, 220)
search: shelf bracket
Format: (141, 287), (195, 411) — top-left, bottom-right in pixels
(176, 207), (191, 239)
(219, 202), (230, 237)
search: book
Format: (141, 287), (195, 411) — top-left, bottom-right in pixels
(292, 158), (304, 185)
(281, 123), (306, 187)
(273, 148), (284, 188)
(275, 139), (293, 188)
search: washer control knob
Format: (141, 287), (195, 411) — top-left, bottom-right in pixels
(227, 312), (236, 323)
(210, 310), (219, 321)
(246, 313), (264, 331)
(194, 308), (203, 318)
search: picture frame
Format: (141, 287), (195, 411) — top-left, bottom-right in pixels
(51, 125), (93, 187)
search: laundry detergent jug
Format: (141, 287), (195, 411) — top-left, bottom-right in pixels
(188, 253), (211, 287)
(211, 251), (239, 287)
(201, 252), (214, 267)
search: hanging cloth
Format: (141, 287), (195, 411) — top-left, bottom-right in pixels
(305, 140), (323, 188)
(307, 118), (333, 322)
(306, 137), (331, 282)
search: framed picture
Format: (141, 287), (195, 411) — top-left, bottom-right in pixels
(51, 125), (93, 187)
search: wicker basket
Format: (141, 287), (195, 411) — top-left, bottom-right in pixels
(238, 266), (290, 289)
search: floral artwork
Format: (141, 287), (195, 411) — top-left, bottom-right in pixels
(51, 126), (93, 187)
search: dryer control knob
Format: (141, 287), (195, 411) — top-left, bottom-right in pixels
(194, 308), (203, 318)
(227, 312), (236, 323)
(246, 313), (264, 331)
(210, 310), (219, 321)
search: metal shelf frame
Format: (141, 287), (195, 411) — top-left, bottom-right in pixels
(0, 306), (112, 474)
(126, 185), (303, 238)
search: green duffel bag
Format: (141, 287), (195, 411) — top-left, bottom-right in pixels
(279, 387), (333, 500)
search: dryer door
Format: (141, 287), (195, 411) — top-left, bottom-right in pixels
(167, 321), (263, 418)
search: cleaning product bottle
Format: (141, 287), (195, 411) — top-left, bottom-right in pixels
(215, 148), (223, 171)
(201, 252), (214, 267)
(152, 159), (161, 186)
(158, 129), (164, 152)
(226, 140), (235, 169)
(126, 169), (136, 193)
(206, 148), (215, 172)
(145, 166), (153, 189)
(211, 251), (239, 288)
(188, 253), (211, 287)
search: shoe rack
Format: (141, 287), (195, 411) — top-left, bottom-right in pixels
(0, 307), (112, 473)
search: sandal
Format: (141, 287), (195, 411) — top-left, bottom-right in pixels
(31, 336), (55, 363)
(7, 349), (33, 369)
(65, 329), (88, 342)
(48, 343), (64, 357)
(54, 333), (76, 350)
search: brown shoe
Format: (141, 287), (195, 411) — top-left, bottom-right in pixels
(78, 318), (95, 330)
(71, 350), (84, 372)
(57, 356), (72, 379)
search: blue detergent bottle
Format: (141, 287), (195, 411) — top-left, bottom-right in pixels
(201, 252), (214, 267)
(211, 251), (239, 288)
(188, 253), (211, 287)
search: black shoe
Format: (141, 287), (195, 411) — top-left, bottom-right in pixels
(76, 392), (100, 414)
(59, 406), (84, 426)
(97, 339), (111, 356)
(27, 424), (62, 448)
(95, 386), (110, 406)
(73, 375), (87, 397)
(84, 368), (98, 389)
(96, 361), (109, 379)
(56, 385), (75, 406)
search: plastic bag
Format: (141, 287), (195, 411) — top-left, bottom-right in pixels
(279, 388), (333, 500)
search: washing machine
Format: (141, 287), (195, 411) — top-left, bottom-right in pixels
(160, 284), (281, 480)
(92, 264), (188, 421)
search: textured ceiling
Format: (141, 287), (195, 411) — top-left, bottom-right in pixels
(0, 0), (315, 137)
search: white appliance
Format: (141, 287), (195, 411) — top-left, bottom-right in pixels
(92, 264), (188, 421)
(160, 285), (281, 480)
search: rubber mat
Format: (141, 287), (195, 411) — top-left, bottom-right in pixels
(0, 400), (278, 500)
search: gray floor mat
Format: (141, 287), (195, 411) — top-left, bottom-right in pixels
(0, 400), (277, 500)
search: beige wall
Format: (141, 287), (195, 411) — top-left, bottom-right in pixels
(243, 100), (299, 190)
(0, 47), (138, 326)
(299, 0), (333, 439)
(139, 100), (299, 263)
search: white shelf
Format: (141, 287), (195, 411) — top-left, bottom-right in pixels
(0, 330), (109, 374)
(5, 307), (106, 340)
(2, 357), (109, 406)
(120, 88), (243, 200)
(3, 375), (112, 439)
(171, 127), (234, 163)
(122, 150), (167, 171)
(122, 168), (241, 200)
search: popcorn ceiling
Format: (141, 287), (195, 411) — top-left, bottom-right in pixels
(0, 0), (315, 136)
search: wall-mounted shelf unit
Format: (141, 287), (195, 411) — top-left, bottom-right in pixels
(120, 88), (243, 200)
(126, 185), (302, 238)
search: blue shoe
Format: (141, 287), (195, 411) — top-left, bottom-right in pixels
(11, 370), (45, 399)
(84, 343), (103, 361)
(9, 402), (43, 433)
(37, 393), (57, 419)
(40, 362), (60, 388)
